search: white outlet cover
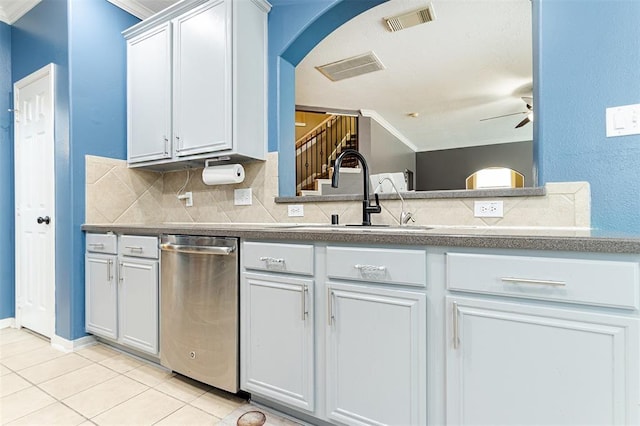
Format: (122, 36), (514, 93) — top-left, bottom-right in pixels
(288, 204), (304, 217)
(234, 188), (252, 206)
(474, 200), (504, 218)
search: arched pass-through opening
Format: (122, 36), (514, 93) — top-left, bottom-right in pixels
(271, 0), (387, 196)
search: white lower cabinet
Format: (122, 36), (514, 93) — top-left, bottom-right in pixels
(241, 241), (315, 412)
(85, 253), (118, 340)
(118, 258), (159, 354)
(239, 242), (640, 426)
(241, 272), (314, 411)
(446, 296), (639, 425)
(85, 233), (159, 355)
(326, 282), (427, 426)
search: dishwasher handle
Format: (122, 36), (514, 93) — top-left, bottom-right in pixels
(160, 243), (235, 256)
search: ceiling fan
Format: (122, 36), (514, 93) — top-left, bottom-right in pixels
(480, 96), (533, 128)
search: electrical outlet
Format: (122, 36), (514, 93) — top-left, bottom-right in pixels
(177, 191), (193, 207)
(234, 188), (252, 206)
(474, 200), (504, 218)
(288, 205), (304, 217)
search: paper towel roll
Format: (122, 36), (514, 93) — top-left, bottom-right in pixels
(202, 164), (245, 185)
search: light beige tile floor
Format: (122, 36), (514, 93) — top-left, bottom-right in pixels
(0, 327), (301, 425)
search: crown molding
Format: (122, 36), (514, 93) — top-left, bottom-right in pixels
(360, 109), (418, 152)
(106, 0), (156, 19)
(0, 0), (41, 25)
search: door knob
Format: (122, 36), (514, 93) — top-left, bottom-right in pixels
(37, 216), (50, 225)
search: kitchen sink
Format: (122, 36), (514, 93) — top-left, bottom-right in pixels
(271, 224), (435, 232)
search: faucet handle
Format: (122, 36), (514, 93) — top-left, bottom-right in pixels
(367, 193), (382, 214)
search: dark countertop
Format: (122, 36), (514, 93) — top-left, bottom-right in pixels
(81, 223), (640, 254)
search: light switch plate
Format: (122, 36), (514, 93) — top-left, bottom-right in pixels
(606, 103), (640, 137)
(234, 188), (252, 206)
(474, 200), (504, 218)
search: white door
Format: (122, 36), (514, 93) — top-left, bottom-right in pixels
(326, 282), (427, 426)
(241, 272), (315, 411)
(14, 64), (56, 338)
(446, 296), (639, 425)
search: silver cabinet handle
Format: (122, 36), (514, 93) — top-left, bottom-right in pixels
(164, 136), (169, 155)
(301, 284), (309, 321)
(88, 243), (104, 248)
(107, 259), (112, 282)
(260, 256), (285, 264)
(501, 277), (566, 287)
(119, 262), (124, 282)
(453, 302), (460, 349)
(327, 288), (335, 326)
(125, 246), (144, 252)
(354, 264), (386, 272)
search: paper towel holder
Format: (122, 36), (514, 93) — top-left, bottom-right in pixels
(204, 157), (231, 168)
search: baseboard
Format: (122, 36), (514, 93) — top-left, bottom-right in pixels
(51, 334), (97, 353)
(0, 318), (16, 329)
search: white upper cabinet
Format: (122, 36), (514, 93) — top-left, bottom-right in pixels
(173, 0), (230, 157)
(124, 0), (270, 170)
(126, 22), (172, 163)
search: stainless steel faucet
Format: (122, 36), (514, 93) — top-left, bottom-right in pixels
(331, 149), (381, 226)
(373, 176), (415, 225)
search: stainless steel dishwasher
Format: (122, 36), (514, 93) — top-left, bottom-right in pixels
(159, 235), (239, 393)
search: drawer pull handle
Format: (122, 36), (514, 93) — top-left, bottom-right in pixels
(125, 246), (144, 252)
(354, 264), (386, 272)
(259, 256), (284, 264)
(88, 243), (104, 248)
(501, 277), (566, 287)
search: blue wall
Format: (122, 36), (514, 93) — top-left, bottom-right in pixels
(10, 0), (137, 339)
(535, 0), (640, 232)
(65, 0), (138, 339)
(0, 22), (14, 320)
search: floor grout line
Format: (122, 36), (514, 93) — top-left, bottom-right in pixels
(1, 328), (298, 426)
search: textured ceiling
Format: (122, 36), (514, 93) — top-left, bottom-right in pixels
(296, 0), (533, 152)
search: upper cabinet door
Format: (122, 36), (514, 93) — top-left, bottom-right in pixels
(127, 22), (172, 163)
(173, 0), (231, 157)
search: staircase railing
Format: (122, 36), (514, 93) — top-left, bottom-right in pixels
(295, 114), (358, 195)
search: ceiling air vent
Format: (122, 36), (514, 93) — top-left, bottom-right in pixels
(316, 51), (385, 82)
(384, 3), (436, 32)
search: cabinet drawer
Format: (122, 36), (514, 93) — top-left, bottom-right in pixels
(326, 246), (426, 287)
(243, 242), (314, 276)
(446, 252), (640, 309)
(86, 233), (117, 254)
(119, 235), (159, 259)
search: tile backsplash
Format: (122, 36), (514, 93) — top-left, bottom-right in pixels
(85, 154), (590, 228)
